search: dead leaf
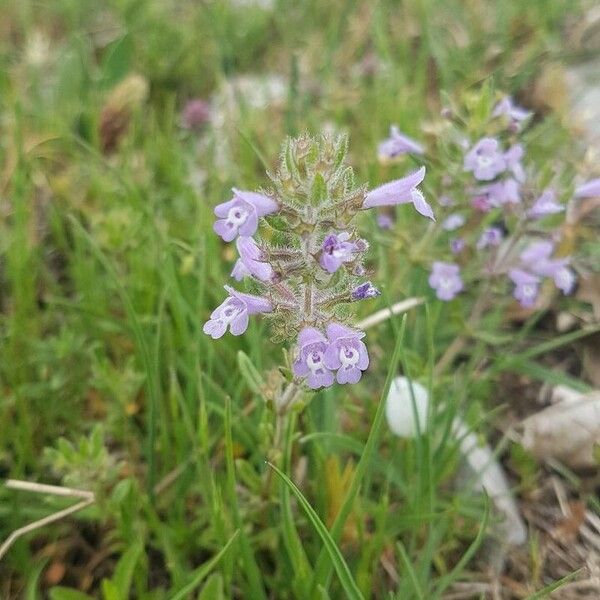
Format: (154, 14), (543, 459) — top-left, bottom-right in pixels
(520, 390), (600, 468)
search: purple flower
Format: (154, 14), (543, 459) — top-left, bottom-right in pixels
(504, 144), (526, 183)
(181, 99), (211, 130)
(351, 281), (381, 300)
(428, 262), (463, 301)
(519, 240), (555, 273)
(476, 227), (504, 250)
(492, 97), (531, 129)
(319, 232), (357, 273)
(376, 213), (394, 230)
(323, 323), (369, 385)
(553, 265), (576, 295)
(527, 189), (564, 219)
(203, 285), (272, 339)
(439, 195), (455, 207)
(464, 138), (506, 181)
(450, 238), (466, 254)
(508, 269), (540, 307)
(478, 178), (520, 207)
(213, 189), (278, 242)
(293, 328), (335, 390)
(231, 259), (251, 281)
(575, 178), (600, 199)
(442, 213), (465, 231)
(236, 236), (274, 282)
(378, 125), (424, 159)
(363, 167), (434, 220)
(471, 194), (492, 213)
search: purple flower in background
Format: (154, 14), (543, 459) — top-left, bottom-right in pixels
(181, 98), (211, 130)
(213, 189), (278, 242)
(293, 328), (335, 389)
(553, 265), (576, 294)
(428, 262), (464, 301)
(378, 125), (424, 159)
(442, 213), (465, 231)
(236, 236), (274, 282)
(509, 269), (540, 307)
(439, 195), (455, 207)
(479, 178), (520, 207)
(450, 238), (466, 254)
(464, 137), (506, 181)
(519, 240), (555, 273)
(527, 190), (564, 219)
(376, 213), (394, 230)
(476, 227), (504, 250)
(575, 178), (600, 198)
(492, 97), (532, 129)
(320, 232), (357, 273)
(471, 194), (492, 213)
(351, 281), (380, 300)
(363, 167), (434, 219)
(203, 285), (272, 339)
(504, 144), (525, 182)
(324, 324), (369, 384)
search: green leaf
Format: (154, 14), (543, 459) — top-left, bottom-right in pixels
(197, 573), (224, 600)
(101, 580), (119, 600)
(169, 530), (239, 600)
(267, 462), (364, 600)
(111, 540), (144, 595)
(237, 351), (266, 399)
(310, 173), (328, 206)
(49, 588), (94, 600)
(101, 35), (133, 88)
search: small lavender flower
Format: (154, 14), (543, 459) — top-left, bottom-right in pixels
(519, 240), (555, 273)
(478, 178), (520, 207)
(509, 269), (540, 307)
(351, 281), (380, 300)
(439, 195), (455, 207)
(476, 227), (504, 250)
(464, 137), (506, 181)
(428, 262), (464, 301)
(504, 144), (526, 182)
(363, 167), (434, 219)
(323, 324), (369, 384)
(376, 213), (394, 230)
(442, 213), (465, 231)
(213, 189), (278, 241)
(527, 189), (564, 219)
(553, 265), (576, 295)
(450, 238), (466, 254)
(231, 259), (251, 281)
(203, 285), (272, 338)
(319, 232), (358, 273)
(292, 327), (335, 390)
(181, 98), (211, 130)
(378, 125), (424, 159)
(492, 97), (531, 129)
(236, 236), (274, 281)
(517, 240), (576, 295)
(575, 178), (600, 198)
(471, 194), (492, 213)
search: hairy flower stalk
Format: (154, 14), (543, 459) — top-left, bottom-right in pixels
(204, 133), (431, 394)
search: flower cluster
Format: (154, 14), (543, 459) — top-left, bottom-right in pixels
(203, 134), (432, 389)
(411, 94), (589, 308)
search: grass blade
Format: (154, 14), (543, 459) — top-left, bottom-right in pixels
(169, 530), (239, 600)
(267, 462), (364, 600)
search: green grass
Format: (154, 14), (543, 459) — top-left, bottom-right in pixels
(0, 0), (593, 598)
